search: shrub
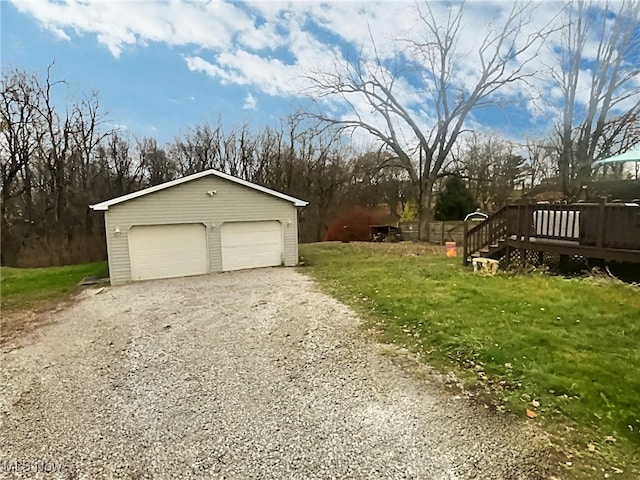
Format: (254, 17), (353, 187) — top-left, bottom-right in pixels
(323, 207), (383, 242)
(400, 200), (419, 223)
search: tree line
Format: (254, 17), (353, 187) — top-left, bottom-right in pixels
(2, 0), (639, 266)
(1, 67), (411, 266)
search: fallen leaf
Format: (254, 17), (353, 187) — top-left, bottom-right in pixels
(604, 436), (616, 444)
(587, 443), (596, 452)
(612, 467), (623, 474)
(531, 399), (540, 407)
(526, 408), (538, 419)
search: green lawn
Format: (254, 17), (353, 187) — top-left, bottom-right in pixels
(300, 242), (640, 479)
(1, 261), (109, 312)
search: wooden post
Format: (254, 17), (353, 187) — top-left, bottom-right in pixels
(488, 214), (494, 244)
(515, 203), (521, 241)
(463, 221), (469, 266)
(441, 221), (446, 245)
(596, 196), (606, 248)
(526, 198), (535, 240)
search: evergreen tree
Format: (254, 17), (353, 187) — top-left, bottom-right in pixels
(434, 176), (478, 220)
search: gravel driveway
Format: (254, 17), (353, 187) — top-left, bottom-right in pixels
(1, 268), (550, 479)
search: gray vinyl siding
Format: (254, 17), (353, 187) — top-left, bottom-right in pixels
(103, 176), (299, 285)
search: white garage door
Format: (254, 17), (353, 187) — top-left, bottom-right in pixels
(221, 221), (283, 271)
(128, 224), (208, 281)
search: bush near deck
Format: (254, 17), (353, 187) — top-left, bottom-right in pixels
(299, 242), (640, 479)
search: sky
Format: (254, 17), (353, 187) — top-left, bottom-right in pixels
(2, 1), (638, 150)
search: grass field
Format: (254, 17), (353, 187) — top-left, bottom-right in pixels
(1, 261), (109, 312)
(299, 242), (640, 479)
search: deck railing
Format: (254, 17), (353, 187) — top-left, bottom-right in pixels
(464, 198), (640, 262)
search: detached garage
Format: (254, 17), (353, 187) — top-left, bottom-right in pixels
(90, 169), (308, 285)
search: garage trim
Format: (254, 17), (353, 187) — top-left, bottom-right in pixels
(91, 169), (308, 211)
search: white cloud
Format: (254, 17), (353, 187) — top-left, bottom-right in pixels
(238, 20), (284, 51)
(51, 27), (71, 42)
(10, 0), (252, 57)
(10, 0), (638, 147)
(186, 52), (303, 96)
(11, 1), (551, 96)
(243, 93), (257, 110)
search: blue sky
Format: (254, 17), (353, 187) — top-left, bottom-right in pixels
(2, 1), (637, 150)
(2, 1), (303, 142)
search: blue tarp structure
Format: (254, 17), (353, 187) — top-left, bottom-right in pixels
(592, 149), (640, 166)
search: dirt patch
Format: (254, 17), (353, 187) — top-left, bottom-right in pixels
(2, 305), (65, 348)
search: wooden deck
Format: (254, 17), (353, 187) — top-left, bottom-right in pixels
(464, 199), (640, 266)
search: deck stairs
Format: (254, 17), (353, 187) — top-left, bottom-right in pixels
(464, 205), (510, 263)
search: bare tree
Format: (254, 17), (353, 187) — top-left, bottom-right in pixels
(524, 138), (558, 189)
(137, 136), (175, 186)
(308, 1), (551, 238)
(349, 150), (407, 216)
(593, 104), (640, 179)
(260, 118), (351, 242)
(98, 133), (136, 195)
(551, 0), (640, 197)
(0, 68), (47, 263)
(67, 92), (113, 237)
(451, 132), (527, 210)
(0, 64), (117, 265)
(1, 69), (41, 207)
(171, 121), (221, 175)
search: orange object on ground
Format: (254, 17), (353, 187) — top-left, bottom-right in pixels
(445, 241), (457, 257)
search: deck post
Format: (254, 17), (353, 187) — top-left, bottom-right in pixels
(441, 221), (445, 246)
(596, 196), (606, 248)
(463, 221), (469, 266)
(526, 198), (535, 240)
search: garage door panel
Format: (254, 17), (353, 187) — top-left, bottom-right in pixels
(221, 221), (282, 271)
(128, 224), (208, 281)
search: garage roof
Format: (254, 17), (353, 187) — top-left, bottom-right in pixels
(90, 169), (309, 211)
